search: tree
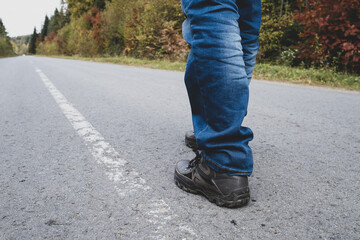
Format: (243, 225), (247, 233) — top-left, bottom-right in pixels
(41, 16), (50, 41)
(48, 9), (61, 33)
(0, 18), (6, 36)
(29, 27), (38, 54)
(64, 0), (106, 17)
(102, 0), (128, 55)
(48, 8), (71, 34)
(0, 18), (14, 56)
(258, 0), (300, 62)
(65, 0), (94, 18)
(122, 0), (187, 59)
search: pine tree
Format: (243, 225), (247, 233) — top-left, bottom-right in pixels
(0, 19), (6, 36)
(29, 27), (38, 54)
(0, 18), (14, 56)
(48, 9), (60, 34)
(41, 15), (50, 41)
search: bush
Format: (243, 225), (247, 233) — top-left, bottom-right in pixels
(0, 37), (13, 56)
(258, 0), (300, 62)
(102, 0), (127, 55)
(280, 48), (298, 66)
(296, 0), (360, 73)
(122, 0), (187, 60)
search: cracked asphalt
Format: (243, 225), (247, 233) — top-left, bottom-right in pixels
(1, 56), (359, 239)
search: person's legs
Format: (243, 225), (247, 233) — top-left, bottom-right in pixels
(182, 0), (258, 175)
(175, 0), (261, 207)
(183, 0), (262, 157)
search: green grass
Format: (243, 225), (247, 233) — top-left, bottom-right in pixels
(0, 54), (16, 59)
(50, 55), (359, 91)
(57, 55), (187, 72)
(253, 63), (360, 91)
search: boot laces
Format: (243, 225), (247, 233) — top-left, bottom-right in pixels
(188, 150), (201, 168)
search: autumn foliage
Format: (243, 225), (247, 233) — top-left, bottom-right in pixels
(296, 0), (360, 73)
(84, 7), (104, 49)
(33, 0), (359, 74)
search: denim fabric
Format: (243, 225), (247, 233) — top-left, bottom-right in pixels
(182, 0), (261, 175)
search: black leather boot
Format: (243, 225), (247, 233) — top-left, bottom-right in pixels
(174, 154), (250, 208)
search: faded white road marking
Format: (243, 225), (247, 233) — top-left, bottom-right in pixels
(35, 68), (148, 195)
(35, 67), (195, 239)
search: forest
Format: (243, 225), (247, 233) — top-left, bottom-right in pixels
(21, 0), (360, 74)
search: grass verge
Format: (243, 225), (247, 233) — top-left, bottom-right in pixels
(0, 54), (17, 59)
(50, 55), (359, 91)
(57, 55), (187, 72)
(253, 63), (360, 91)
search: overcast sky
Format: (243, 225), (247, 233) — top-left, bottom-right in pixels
(0, 0), (62, 37)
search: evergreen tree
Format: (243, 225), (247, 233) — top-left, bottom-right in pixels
(58, 7), (71, 29)
(48, 9), (60, 33)
(0, 18), (6, 36)
(41, 16), (50, 41)
(48, 8), (70, 34)
(29, 27), (38, 54)
(0, 18), (14, 56)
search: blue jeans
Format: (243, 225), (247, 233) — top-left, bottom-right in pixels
(182, 0), (261, 175)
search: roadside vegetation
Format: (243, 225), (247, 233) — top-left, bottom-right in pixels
(21, 0), (360, 90)
(53, 55), (360, 91)
(0, 19), (14, 57)
(12, 35), (30, 55)
(253, 64), (360, 90)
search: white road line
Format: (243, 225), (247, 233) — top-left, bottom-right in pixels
(35, 67), (196, 239)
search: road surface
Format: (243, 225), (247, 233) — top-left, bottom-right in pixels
(1, 56), (359, 239)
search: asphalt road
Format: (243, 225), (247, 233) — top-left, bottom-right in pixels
(1, 56), (359, 239)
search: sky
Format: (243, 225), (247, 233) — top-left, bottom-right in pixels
(0, 0), (63, 37)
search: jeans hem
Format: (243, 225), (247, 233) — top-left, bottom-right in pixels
(203, 153), (252, 176)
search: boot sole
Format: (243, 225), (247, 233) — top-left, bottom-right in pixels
(174, 170), (250, 208)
